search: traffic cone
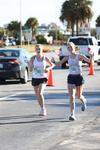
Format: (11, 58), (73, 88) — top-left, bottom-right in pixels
(47, 69), (54, 86)
(88, 62), (95, 75)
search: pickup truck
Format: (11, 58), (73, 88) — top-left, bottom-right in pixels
(68, 36), (100, 62)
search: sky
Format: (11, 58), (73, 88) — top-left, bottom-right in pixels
(0, 0), (99, 28)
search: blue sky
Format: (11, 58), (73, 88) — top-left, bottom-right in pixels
(0, 0), (99, 28)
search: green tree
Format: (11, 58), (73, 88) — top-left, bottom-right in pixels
(60, 0), (93, 36)
(48, 30), (57, 40)
(96, 15), (100, 26)
(0, 27), (5, 39)
(7, 21), (20, 38)
(36, 35), (47, 44)
(25, 17), (38, 39)
(49, 30), (65, 41)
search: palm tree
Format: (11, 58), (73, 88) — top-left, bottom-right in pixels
(25, 17), (38, 39)
(60, 0), (75, 36)
(75, 0), (93, 35)
(60, 0), (93, 36)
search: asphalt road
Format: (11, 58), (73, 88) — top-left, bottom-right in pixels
(0, 64), (100, 150)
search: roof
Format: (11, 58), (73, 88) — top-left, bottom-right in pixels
(0, 47), (26, 51)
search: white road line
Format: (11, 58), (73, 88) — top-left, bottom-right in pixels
(0, 92), (23, 100)
(59, 139), (73, 145)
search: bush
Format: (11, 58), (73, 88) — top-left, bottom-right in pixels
(36, 35), (47, 44)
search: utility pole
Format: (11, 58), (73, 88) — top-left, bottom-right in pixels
(20, 0), (22, 47)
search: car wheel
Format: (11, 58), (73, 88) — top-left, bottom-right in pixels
(20, 69), (28, 84)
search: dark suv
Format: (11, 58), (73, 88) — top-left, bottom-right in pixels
(0, 47), (32, 83)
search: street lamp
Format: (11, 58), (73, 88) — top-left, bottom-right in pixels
(20, 0), (22, 47)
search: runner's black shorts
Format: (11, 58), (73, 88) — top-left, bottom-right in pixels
(31, 78), (47, 86)
(67, 74), (85, 86)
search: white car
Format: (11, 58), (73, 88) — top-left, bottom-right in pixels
(5, 39), (16, 46)
(97, 40), (100, 46)
(97, 40), (100, 65)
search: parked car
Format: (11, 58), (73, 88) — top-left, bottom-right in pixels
(97, 39), (100, 46)
(97, 40), (100, 54)
(68, 36), (100, 62)
(97, 40), (100, 65)
(0, 47), (32, 83)
(5, 39), (16, 46)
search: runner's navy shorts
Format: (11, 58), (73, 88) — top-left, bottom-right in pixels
(31, 78), (47, 86)
(67, 74), (85, 86)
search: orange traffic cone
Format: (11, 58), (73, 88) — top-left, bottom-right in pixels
(88, 62), (95, 75)
(47, 69), (54, 86)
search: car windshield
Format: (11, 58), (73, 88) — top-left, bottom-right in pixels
(69, 38), (93, 45)
(0, 50), (19, 57)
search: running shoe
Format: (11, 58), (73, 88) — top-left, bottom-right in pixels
(39, 108), (47, 116)
(69, 114), (76, 121)
(81, 99), (87, 111)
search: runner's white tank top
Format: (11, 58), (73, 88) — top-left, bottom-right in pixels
(68, 54), (82, 75)
(32, 56), (47, 78)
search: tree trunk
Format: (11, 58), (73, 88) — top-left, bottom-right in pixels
(76, 19), (79, 36)
(71, 22), (75, 36)
(32, 28), (34, 40)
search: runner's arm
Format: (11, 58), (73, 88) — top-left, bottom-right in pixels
(79, 54), (93, 64)
(45, 57), (55, 72)
(51, 56), (68, 66)
(29, 56), (35, 72)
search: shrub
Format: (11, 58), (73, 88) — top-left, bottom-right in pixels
(36, 35), (47, 44)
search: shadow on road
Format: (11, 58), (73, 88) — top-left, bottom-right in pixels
(0, 80), (21, 85)
(0, 114), (70, 125)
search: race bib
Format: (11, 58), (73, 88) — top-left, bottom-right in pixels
(34, 68), (44, 76)
(69, 66), (79, 73)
